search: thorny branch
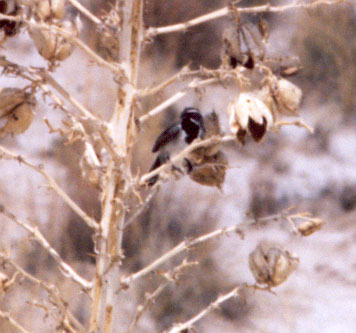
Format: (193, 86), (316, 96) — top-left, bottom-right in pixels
(0, 13), (122, 75)
(127, 260), (198, 333)
(139, 78), (218, 124)
(0, 145), (99, 231)
(0, 0), (333, 331)
(0, 252), (83, 332)
(139, 135), (235, 184)
(0, 56), (97, 121)
(120, 210), (308, 287)
(145, 0), (345, 38)
(0, 205), (93, 290)
(0, 310), (31, 333)
(167, 286), (241, 333)
(67, 0), (102, 25)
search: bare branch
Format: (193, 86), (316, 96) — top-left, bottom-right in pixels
(124, 187), (158, 229)
(0, 56), (98, 121)
(0, 253), (83, 332)
(127, 260), (197, 333)
(25, 18), (123, 76)
(0, 205), (93, 291)
(138, 66), (191, 97)
(121, 212), (284, 286)
(0, 310), (31, 333)
(39, 71), (98, 120)
(130, 0), (144, 85)
(139, 78), (218, 124)
(139, 135), (235, 185)
(67, 0), (102, 25)
(167, 286), (240, 333)
(146, 0), (345, 38)
(0, 145), (99, 231)
(0, 13), (120, 74)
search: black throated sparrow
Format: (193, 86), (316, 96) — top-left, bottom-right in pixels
(148, 107), (205, 186)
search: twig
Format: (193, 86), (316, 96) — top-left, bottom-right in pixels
(127, 260), (197, 333)
(0, 253), (83, 332)
(0, 145), (99, 231)
(39, 71), (98, 120)
(26, 19), (123, 76)
(121, 213), (283, 286)
(128, 282), (168, 333)
(0, 205), (93, 291)
(145, 0), (345, 38)
(167, 286), (240, 333)
(0, 56), (98, 121)
(139, 135), (235, 185)
(274, 118), (314, 134)
(67, 0), (102, 25)
(0, 13), (119, 74)
(0, 310), (31, 333)
(124, 187), (158, 229)
(138, 65), (192, 97)
(139, 78), (218, 124)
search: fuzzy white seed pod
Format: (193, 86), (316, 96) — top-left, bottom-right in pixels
(275, 78), (302, 115)
(249, 243), (299, 287)
(228, 92), (273, 143)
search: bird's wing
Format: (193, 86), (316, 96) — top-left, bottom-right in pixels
(152, 124), (180, 152)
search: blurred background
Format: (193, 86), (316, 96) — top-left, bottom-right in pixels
(1, 0), (356, 332)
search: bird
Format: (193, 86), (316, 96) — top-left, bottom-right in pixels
(151, 107), (205, 153)
(147, 107), (205, 186)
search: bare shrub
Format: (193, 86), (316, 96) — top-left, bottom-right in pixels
(0, 1), (342, 332)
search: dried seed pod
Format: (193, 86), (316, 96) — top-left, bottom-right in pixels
(29, 19), (75, 61)
(37, 0), (51, 20)
(51, 0), (66, 19)
(29, 27), (56, 60)
(186, 151), (228, 189)
(0, 272), (9, 293)
(190, 111), (222, 163)
(274, 78), (302, 116)
(0, 0), (15, 14)
(36, 0), (66, 20)
(0, 101), (35, 136)
(0, 0), (21, 37)
(55, 41), (72, 60)
(249, 242), (299, 287)
(298, 218), (324, 236)
(0, 88), (26, 116)
(228, 92), (273, 144)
